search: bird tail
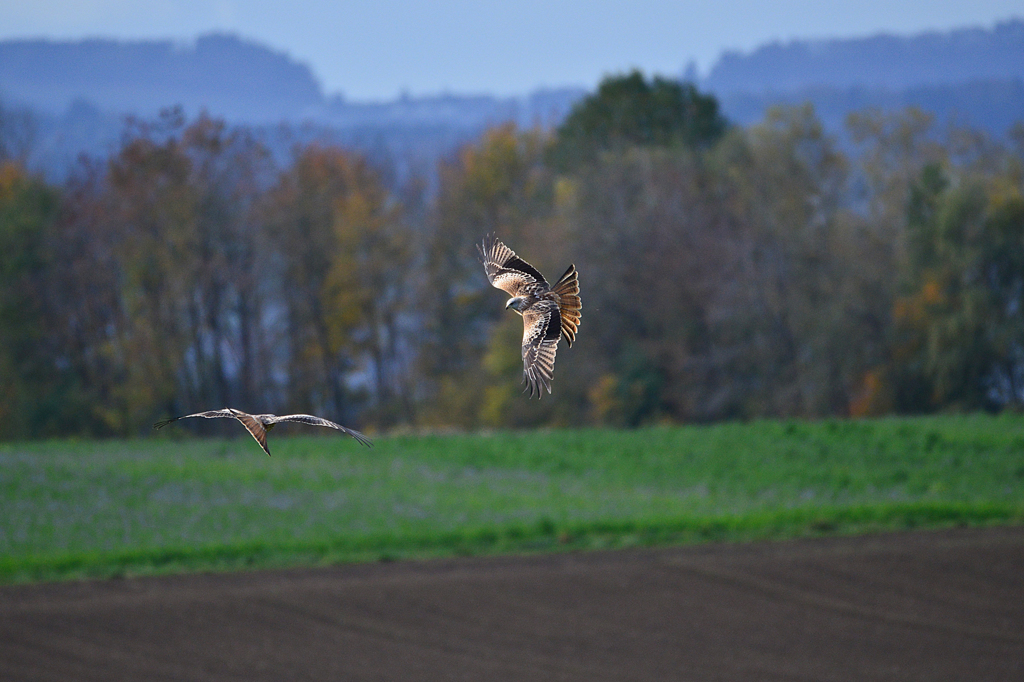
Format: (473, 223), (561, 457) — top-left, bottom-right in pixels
(551, 264), (581, 347)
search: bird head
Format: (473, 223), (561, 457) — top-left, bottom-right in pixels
(505, 296), (526, 313)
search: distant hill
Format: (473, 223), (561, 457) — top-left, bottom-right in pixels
(0, 32), (583, 130)
(705, 19), (1024, 94)
(0, 33), (583, 181)
(0, 33), (325, 122)
(3, 20), (1024, 180)
(703, 18), (1024, 137)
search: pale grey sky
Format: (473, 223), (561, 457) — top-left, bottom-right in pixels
(2, 0), (1021, 100)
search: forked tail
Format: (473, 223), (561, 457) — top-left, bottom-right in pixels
(551, 264), (581, 347)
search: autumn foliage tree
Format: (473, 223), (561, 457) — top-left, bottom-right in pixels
(2, 88), (1023, 440)
(894, 160), (1024, 409)
(0, 161), (60, 437)
(262, 143), (417, 427)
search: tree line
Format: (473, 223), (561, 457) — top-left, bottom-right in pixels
(1, 72), (1022, 440)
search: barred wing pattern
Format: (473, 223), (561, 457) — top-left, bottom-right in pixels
(549, 264), (581, 347)
(154, 408), (372, 455)
(478, 235), (549, 296)
(522, 303), (561, 398)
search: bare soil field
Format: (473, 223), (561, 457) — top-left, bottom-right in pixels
(2, 527), (1022, 681)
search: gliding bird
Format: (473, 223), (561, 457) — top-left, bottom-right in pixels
(154, 408), (372, 455)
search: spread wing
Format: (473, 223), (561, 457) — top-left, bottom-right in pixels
(153, 408), (271, 456)
(153, 409), (238, 429)
(264, 414), (374, 448)
(521, 300), (562, 398)
(479, 235), (549, 297)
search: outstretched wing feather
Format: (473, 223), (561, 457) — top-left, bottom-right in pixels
(153, 409), (237, 429)
(267, 414), (374, 447)
(521, 303), (561, 398)
(478, 236), (549, 297)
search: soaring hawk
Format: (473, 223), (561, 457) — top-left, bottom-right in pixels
(154, 408), (372, 455)
(479, 235), (581, 398)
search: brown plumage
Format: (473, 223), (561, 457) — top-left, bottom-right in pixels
(153, 408), (372, 455)
(478, 235), (582, 398)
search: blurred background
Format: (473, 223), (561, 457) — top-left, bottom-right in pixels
(1, 1), (1023, 439)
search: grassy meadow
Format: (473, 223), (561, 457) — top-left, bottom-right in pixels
(1, 414), (1023, 583)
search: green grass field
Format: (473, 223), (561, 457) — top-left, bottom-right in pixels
(2, 414), (1023, 583)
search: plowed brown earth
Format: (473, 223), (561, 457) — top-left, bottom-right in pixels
(2, 527), (1023, 681)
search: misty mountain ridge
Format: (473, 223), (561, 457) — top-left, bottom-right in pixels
(0, 32), (586, 181)
(0, 33), (323, 122)
(704, 18), (1024, 93)
(701, 18), (1024, 133)
(4, 20), (1024, 123)
(0, 32), (585, 128)
(2, 20), (1023, 180)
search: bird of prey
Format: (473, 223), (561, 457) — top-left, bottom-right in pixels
(479, 235), (581, 398)
(153, 408), (372, 455)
